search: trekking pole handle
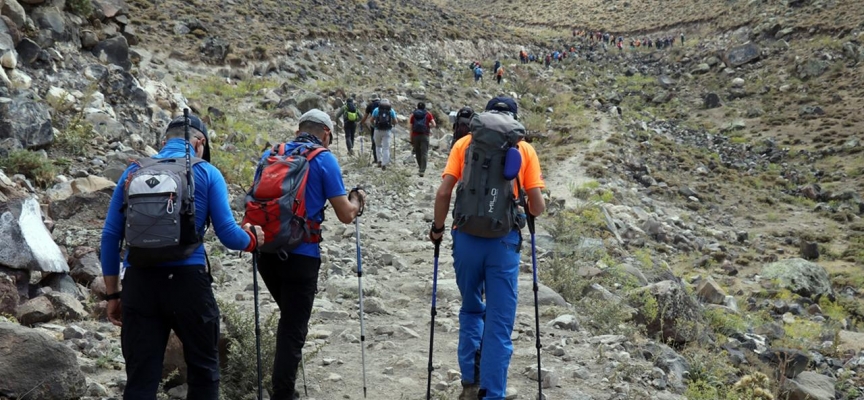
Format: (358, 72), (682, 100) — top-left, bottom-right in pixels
(433, 239), (440, 258)
(527, 214), (536, 235)
(350, 186), (365, 217)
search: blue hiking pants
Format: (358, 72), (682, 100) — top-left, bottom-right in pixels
(452, 229), (521, 400)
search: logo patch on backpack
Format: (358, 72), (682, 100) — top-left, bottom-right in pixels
(242, 144), (330, 258)
(145, 177), (160, 188)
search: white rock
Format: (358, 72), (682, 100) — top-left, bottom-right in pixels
(731, 77), (745, 88)
(7, 69), (30, 90)
(1, 51), (17, 69)
(47, 87), (76, 107)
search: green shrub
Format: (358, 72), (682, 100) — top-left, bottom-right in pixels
(55, 116), (95, 157)
(67, 0), (93, 17)
(218, 299), (279, 400)
(0, 150), (57, 188)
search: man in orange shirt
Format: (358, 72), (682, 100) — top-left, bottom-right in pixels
(430, 97), (546, 400)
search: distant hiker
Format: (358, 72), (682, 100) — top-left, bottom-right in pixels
(451, 106), (474, 149)
(409, 102), (437, 177)
(681, 32), (685, 44)
(544, 54), (551, 68)
(430, 96), (546, 400)
(552, 50), (560, 62)
(248, 109), (367, 400)
(496, 66), (504, 84)
(474, 66), (483, 83)
(372, 98), (397, 170)
(359, 94), (381, 164)
(335, 97), (361, 155)
(100, 113), (265, 400)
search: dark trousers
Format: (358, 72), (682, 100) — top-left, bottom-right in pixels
(258, 253), (321, 400)
(345, 123), (356, 152)
(496, 75), (502, 84)
(369, 126), (378, 162)
(121, 266), (219, 400)
(411, 134), (429, 174)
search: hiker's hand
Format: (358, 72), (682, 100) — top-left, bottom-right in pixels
(349, 188), (366, 215)
(429, 224), (445, 243)
(243, 223), (265, 247)
(107, 299), (122, 327)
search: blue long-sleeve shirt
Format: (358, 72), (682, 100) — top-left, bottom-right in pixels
(100, 138), (252, 275)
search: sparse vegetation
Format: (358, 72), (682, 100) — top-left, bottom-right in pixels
(0, 150), (58, 188)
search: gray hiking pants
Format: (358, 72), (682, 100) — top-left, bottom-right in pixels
(374, 128), (392, 166)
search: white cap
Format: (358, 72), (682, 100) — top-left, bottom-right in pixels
(298, 109), (334, 132)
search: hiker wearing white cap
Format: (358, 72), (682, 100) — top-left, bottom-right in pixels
(371, 98), (397, 170)
(249, 108), (366, 400)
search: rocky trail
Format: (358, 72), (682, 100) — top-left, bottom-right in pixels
(3, 0), (864, 399)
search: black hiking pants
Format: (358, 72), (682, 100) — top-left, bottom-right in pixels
(369, 126), (378, 162)
(411, 134), (429, 174)
(121, 265), (219, 400)
(258, 253), (321, 400)
(345, 122), (356, 152)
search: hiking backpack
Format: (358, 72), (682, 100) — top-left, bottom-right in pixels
(123, 157), (205, 265)
(452, 107), (474, 146)
(411, 109), (429, 134)
(242, 143), (329, 258)
(345, 101), (359, 123)
(375, 104), (393, 130)
(452, 111), (526, 238)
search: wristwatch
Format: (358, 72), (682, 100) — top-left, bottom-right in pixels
(104, 292), (121, 301)
(430, 223), (445, 234)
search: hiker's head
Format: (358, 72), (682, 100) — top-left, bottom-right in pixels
(485, 96), (518, 120)
(417, 102), (425, 110)
(165, 114), (210, 161)
(298, 109), (335, 148)
(371, 93), (380, 101)
(380, 99), (391, 107)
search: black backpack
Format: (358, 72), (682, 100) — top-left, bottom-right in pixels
(452, 107), (474, 146)
(375, 104), (393, 130)
(412, 109), (429, 134)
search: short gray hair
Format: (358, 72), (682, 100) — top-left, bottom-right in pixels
(164, 126), (205, 139)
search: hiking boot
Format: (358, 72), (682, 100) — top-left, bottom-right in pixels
(419, 172), (424, 177)
(458, 382), (480, 400)
(381, 165), (386, 171)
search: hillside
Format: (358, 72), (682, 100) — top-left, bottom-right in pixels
(1, 0), (864, 400)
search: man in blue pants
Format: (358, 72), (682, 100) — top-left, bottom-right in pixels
(430, 97), (546, 400)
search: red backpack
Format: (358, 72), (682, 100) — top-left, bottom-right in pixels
(242, 143), (329, 259)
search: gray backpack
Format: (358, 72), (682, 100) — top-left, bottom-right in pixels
(123, 157), (205, 265)
(452, 111), (526, 238)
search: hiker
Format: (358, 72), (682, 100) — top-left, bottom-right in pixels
(496, 66), (504, 84)
(493, 60), (501, 75)
(681, 32), (685, 44)
(409, 102), (437, 177)
(430, 96), (546, 400)
(359, 94), (381, 164)
(251, 109), (367, 400)
(100, 113), (265, 400)
(451, 106), (474, 150)
(473, 65), (483, 83)
(335, 97), (361, 155)
(544, 54), (551, 68)
(371, 98), (397, 170)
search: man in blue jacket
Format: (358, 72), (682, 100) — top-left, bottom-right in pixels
(100, 114), (264, 400)
(254, 109), (366, 400)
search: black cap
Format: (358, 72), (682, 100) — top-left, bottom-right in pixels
(167, 114), (210, 162)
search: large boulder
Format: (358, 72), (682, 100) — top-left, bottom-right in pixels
(0, 269), (20, 315)
(761, 258), (833, 298)
(31, 6), (68, 42)
(2, 0), (26, 29)
(782, 371), (835, 400)
(200, 36), (229, 65)
(46, 292), (87, 320)
(0, 321), (86, 398)
(91, 0), (128, 19)
(39, 273), (85, 299)
(0, 14), (18, 53)
(70, 251), (101, 286)
(295, 92), (326, 114)
(724, 43), (761, 67)
(629, 280), (706, 345)
(0, 95), (54, 149)
(92, 35), (131, 71)
(0, 197), (68, 273)
(15, 295), (54, 325)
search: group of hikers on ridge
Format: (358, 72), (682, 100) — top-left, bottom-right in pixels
(468, 60), (505, 84)
(99, 92), (546, 400)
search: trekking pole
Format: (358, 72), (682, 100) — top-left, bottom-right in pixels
(300, 353), (308, 397)
(252, 251), (264, 400)
(425, 239), (441, 400)
(352, 187), (368, 398)
(528, 215), (544, 400)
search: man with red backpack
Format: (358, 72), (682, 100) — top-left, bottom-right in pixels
(244, 109), (366, 400)
(409, 102), (437, 177)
